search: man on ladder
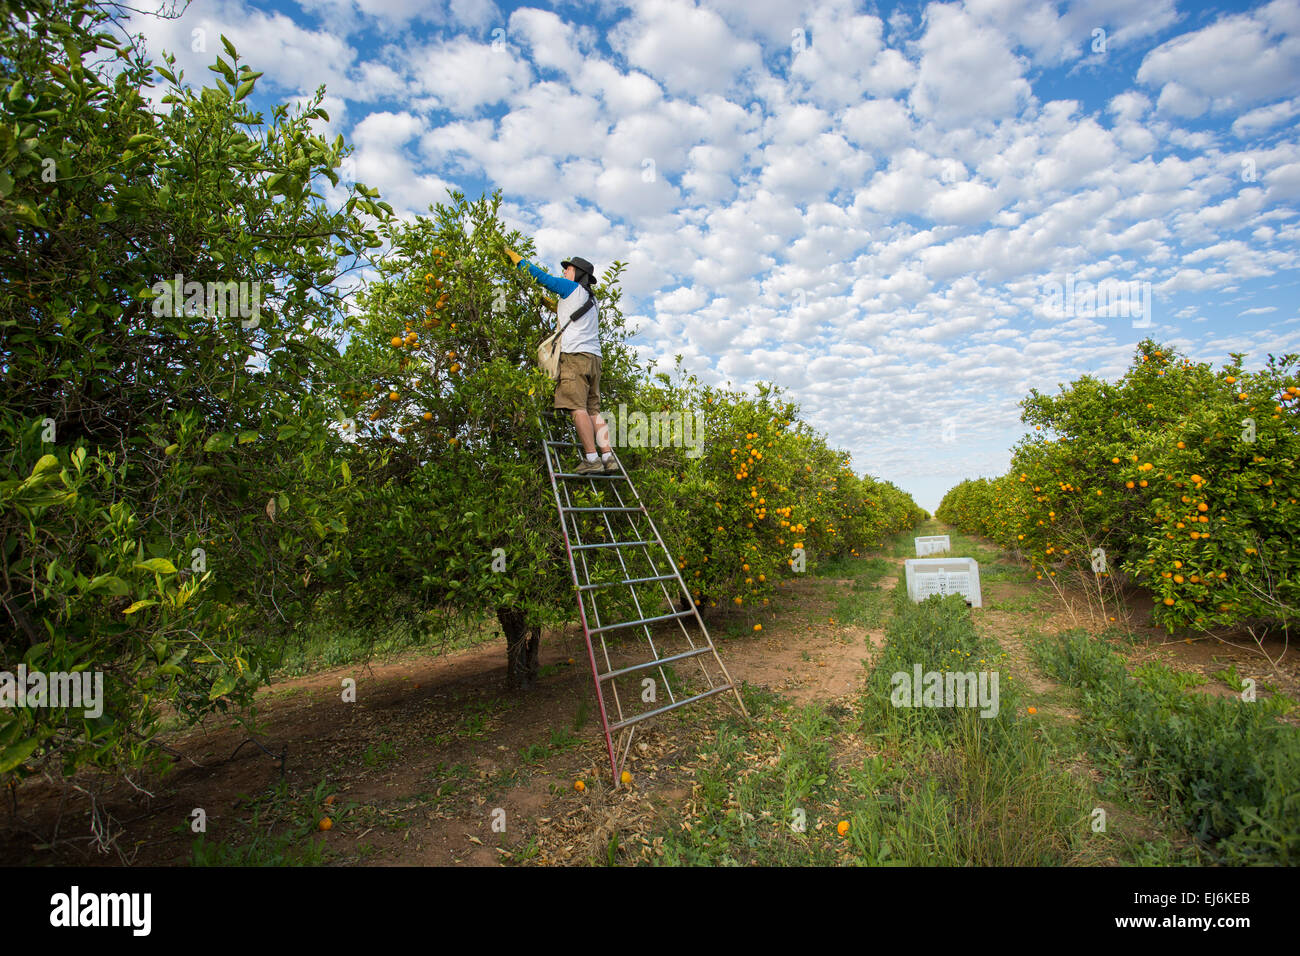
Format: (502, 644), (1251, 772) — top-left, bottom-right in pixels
(504, 247), (618, 475)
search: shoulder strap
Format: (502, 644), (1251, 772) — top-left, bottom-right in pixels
(554, 290), (595, 338)
(570, 289), (596, 321)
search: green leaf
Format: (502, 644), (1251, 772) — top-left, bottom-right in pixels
(209, 671), (239, 700)
(203, 432), (233, 453)
(124, 133), (154, 149)
(123, 599), (158, 615)
(26, 454), (60, 482)
(234, 78), (255, 101)
(87, 574), (130, 595)
(0, 738), (39, 774)
(0, 170), (12, 198)
(340, 461), (351, 483)
(135, 558), (177, 574)
(238, 430), (258, 444)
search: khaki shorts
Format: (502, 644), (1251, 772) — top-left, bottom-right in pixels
(553, 352), (602, 414)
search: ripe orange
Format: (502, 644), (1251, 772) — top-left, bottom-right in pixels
(620, 771), (632, 785)
(390, 336), (403, 347)
(318, 817), (333, 831)
(837, 820), (850, 837)
(753, 624), (762, 632)
(574, 780), (585, 792)
(388, 391), (399, 401)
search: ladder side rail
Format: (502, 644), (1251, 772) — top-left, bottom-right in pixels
(589, 501), (679, 708)
(613, 461), (750, 721)
(604, 477), (720, 690)
(556, 455), (628, 728)
(540, 416), (620, 778)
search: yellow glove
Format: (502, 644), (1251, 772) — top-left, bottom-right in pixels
(541, 295), (557, 313)
(503, 246), (522, 266)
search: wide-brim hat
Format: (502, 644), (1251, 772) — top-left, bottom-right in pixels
(560, 255), (595, 279)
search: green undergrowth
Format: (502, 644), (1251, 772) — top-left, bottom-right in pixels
(646, 580), (1128, 866)
(1034, 630), (1300, 864)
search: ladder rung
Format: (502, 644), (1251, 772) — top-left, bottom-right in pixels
(560, 505), (642, 514)
(554, 471), (627, 480)
(607, 683), (737, 733)
(598, 645), (711, 682)
(578, 573), (678, 591)
(544, 439), (580, 447)
(572, 539), (654, 551)
(589, 608), (693, 634)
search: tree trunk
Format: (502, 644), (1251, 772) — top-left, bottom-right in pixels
(498, 606), (541, 690)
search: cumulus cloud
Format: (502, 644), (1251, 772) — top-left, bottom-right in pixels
(1138, 0), (1300, 114)
(910, 3), (1034, 125)
(168, 0), (1300, 510)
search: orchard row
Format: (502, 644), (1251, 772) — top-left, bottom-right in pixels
(938, 341), (1299, 634)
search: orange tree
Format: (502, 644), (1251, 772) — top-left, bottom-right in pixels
(629, 371), (925, 618)
(0, 0), (390, 781)
(327, 191), (643, 688)
(938, 340), (1299, 636)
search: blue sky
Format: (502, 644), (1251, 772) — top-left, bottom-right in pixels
(131, 0), (1300, 512)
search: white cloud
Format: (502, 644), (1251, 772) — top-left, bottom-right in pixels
(910, 3), (1034, 125)
(1231, 98), (1300, 137)
(609, 0), (762, 98)
(1138, 0), (1300, 113)
(409, 35), (532, 114)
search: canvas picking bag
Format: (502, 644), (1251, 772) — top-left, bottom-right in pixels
(537, 292), (596, 380)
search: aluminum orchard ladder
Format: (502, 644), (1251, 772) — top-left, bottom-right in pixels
(540, 412), (749, 788)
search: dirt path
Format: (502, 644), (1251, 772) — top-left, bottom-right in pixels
(1, 552), (904, 866)
(5, 524), (1291, 866)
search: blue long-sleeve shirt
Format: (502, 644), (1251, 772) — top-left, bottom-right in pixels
(516, 259), (581, 298)
(516, 258), (601, 356)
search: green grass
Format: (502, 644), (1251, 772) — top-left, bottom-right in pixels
(361, 741), (399, 767)
(1034, 629), (1300, 864)
(645, 584), (1128, 866)
(188, 778), (335, 866)
(272, 606), (502, 678)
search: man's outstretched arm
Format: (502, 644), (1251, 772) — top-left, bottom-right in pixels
(504, 246), (581, 298)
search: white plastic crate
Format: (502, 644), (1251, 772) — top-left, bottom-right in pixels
(914, 535), (951, 557)
(904, 557), (982, 608)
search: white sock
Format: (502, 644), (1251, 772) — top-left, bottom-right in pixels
(601, 452), (613, 461)
(585, 452), (599, 462)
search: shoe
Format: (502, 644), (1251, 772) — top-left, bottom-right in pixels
(575, 458), (604, 475)
(602, 454), (620, 474)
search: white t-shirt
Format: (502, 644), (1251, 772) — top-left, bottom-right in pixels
(558, 286), (601, 357)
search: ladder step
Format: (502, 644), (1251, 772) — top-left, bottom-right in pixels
(588, 608), (694, 634)
(606, 683), (738, 733)
(554, 471), (628, 480)
(560, 505), (642, 514)
(572, 539), (655, 551)
(598, 645), (711, 681)
(578, 573), (678, 592)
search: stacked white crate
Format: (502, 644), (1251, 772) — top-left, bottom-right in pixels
(904, 556), (982, 607)
(914, 535), (951, 556)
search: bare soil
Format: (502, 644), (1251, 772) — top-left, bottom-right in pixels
(3, 525), (1293, 866)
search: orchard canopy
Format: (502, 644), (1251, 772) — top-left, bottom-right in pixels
(0, 0), (925, 781)
(938, 340), (1299, 639)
